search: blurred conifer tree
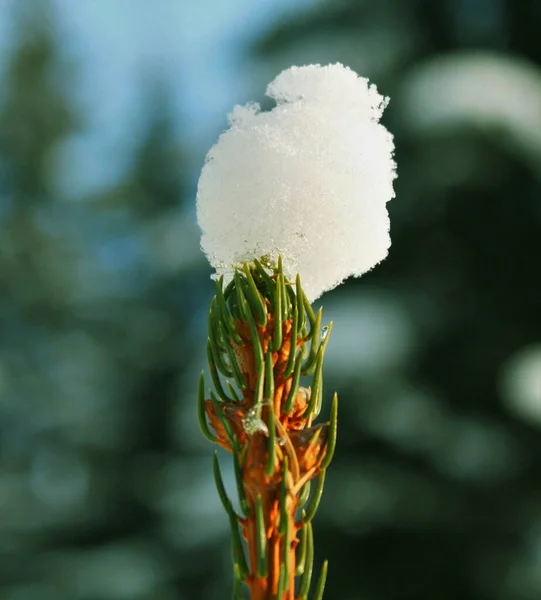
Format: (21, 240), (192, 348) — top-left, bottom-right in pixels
(248, 2), (541, 600)
(0, 0), (77, 206)
(0, 3), (208, 599)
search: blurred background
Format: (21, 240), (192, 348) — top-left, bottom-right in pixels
(0, 0), (540, 599)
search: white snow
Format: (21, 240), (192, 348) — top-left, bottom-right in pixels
(196, 63), (396, 301)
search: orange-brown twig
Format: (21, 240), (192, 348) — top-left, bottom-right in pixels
(201, 263), (336, 599)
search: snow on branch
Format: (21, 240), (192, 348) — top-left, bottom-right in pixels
(197, 63), (396, 301)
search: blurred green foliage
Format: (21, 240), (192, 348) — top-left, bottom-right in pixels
(0, 1), (540, 600)
(249, 2), (541, 600)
